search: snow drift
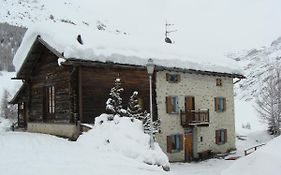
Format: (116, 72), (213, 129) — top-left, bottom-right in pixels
(222, 135), (281, 175)
(78, 114), (170, 170)
(13, 22), (242, 76)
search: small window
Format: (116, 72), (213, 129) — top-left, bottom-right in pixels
(214, 97), (226, 112)
(166, 96), (179, 113)
(216, 79), (222, 86)
(19, 102), (25, 110)
(48, 86), (55, 114)
(166, 73), (181, 83)
(167, 134), (183, 153)
(200, 136), (203, 142)
(215, 129), (227, 144)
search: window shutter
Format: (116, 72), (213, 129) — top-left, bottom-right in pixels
(215, 130), (220, 144)
(167, 135), (172, 153)
(176, 74), (181, 82)
(166, 73), (170, 81)
(179, 134), (183, 151)
(223, 98), (226, 112)
(166, 96), (172, 113)
(224, 129), (227, 143)
(215, 97), (219, 112)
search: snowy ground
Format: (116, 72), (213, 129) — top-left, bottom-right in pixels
(0, 131), (271, 175)
(0, 122), (274, 175)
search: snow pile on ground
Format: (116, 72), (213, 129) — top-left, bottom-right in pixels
(13, 22), (242, 75)
(78, 114), (170, 170)
(222, 135), (281, 175)
(0, 118), (169, 175)
(0, 117), (12, 133)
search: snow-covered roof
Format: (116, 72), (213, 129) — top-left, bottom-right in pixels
(14, 22), (243, 76)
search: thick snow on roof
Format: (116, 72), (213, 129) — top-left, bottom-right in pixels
(14, 22), (243, 75)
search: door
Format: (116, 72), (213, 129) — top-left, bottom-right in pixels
(185, 133), (193, 161)
(43, 86), (55, 121)
(185, 96), (195, 122)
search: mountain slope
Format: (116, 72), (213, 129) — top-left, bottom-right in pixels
(231, 37), (281, 101)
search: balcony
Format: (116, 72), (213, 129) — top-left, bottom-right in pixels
(180, 109), (210, 127)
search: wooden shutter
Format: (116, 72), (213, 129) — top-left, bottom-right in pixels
(166, 73), (170, 81)
(224, 129), (227, 143)
(215, 130), (220, 144)
(179, 134), (183, 151)
(223, 98), (226, 112)
(167, 135), (172, 153)
(176, 74), (181, 82)
(214, 97), (219, 112)
(166, 96), (172, 113)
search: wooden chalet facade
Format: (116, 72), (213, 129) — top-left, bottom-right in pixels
(11, 36), (157, 138)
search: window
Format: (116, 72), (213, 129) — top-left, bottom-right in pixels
(216, 79), (222, 86)
(19, 102), (25, 110)
(166, 96), (179, 113)
(215, 129), (227, 144)
(167, 134), (183, 153)
(166, 73), (181, 83)
(214, 97), (226, 112)
(48, 86), (55, 114)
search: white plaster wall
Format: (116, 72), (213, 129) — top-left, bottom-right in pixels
(155, 70), (236, 162)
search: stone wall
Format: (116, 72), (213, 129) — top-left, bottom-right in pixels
(27, 122), (80, 139)
(155, 70), (236, 161)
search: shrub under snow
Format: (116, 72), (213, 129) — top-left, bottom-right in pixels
(0, 117), (12, 133)
(77, 114), (170, 170)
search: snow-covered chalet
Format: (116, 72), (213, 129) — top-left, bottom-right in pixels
(11, 24), (245, 162)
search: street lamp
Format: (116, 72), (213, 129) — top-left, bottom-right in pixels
(146, 58), (155, 149)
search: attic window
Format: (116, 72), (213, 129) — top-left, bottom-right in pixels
(166, 73), (181, 83)
(216, 79), (222, 86)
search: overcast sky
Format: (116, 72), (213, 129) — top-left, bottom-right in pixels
(86, 0), (281, 59)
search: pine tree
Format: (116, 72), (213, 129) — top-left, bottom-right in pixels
(106, 77), (125, 119)
(127, 91), (143, 119)
(142, 111), (161, 134)
(0, 89), (17, 121)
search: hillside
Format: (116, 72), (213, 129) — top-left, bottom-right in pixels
(231, 37), (281, 101)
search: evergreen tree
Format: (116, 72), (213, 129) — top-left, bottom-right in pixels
(106, 77), (124, 118)
(127, 91), (143, 119)
(142, 111), (161, 134)
(0, 89), (17, 121)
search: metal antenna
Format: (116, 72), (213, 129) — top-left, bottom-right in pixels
(165, 20), (177, 44)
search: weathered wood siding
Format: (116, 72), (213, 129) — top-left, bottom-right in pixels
(28, 44), (72, 123)
(79, 66), (152, 123)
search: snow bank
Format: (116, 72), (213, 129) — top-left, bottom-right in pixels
(222, 136), (281, 175)
(78, 114), (170, 170)
(14, 22), (242, 75)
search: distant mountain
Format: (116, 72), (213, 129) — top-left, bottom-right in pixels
(0, 0), (123, 72)
(229, 37), (281, 100)
(0, 23), (26, 72)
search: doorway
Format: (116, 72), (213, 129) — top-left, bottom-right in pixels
(185, 133), (193, 161)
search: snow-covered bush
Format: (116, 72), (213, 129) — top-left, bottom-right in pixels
(78, 114), (170, 171)
(127, 91), (143, 120)
(0, 89), (17, 121)
(0, 117), (12, 133)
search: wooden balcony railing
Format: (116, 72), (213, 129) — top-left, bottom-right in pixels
(180, 109), (210, 127)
